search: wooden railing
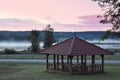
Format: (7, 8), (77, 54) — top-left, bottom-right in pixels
(77, 64), (103, 73)
(48, 63), (54, 70)
(93, 64), (103, 72)
(47, 63), (103, 73)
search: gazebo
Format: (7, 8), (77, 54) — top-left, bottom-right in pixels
(40, 36), (112, 74)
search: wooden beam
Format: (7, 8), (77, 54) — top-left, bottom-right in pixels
(53, 54), (56, 70)
(46, 54), (49, 70)
(92, 55), (95, 72)
(70, 56), (73, 74)
(77, 55), (79, 64)
(84, 55), (86, 66)
(76, 55), (79, 69)
(101, 55), (104, 71)
(67, 56), (69, 65)
(61, 55), (64, 71)
(81, 55), (83, 65)
(57, 55), (59, 70)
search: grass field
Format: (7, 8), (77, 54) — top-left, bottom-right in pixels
(0, 54), (45, 59)
(0, 62), (120, 80)
(0, 49), (120, 60)
(0, 54), (120, 60)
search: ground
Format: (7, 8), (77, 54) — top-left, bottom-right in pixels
(0, 62), (119, 80)
(0, 54), (120, 60)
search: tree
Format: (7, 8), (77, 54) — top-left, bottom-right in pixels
(43, 24), (55, 48)
(28, 30), (40, 52)
(92, 0), (120, 39)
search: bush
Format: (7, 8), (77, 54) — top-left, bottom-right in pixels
(4, 48), (17, 54)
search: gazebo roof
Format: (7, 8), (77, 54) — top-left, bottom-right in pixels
(40, 37), (112, 56)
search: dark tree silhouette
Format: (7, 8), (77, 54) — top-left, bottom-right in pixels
(28, 30), (40, 52)
(43, 24), (55, 48)
(92, 0), (120, 39)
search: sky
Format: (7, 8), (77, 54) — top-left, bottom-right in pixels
(0, 0), (111, 32)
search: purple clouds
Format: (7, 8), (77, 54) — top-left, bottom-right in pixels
(76, 15), (112, 31)
(78, 15), (101, 24)
(0, 15), (112, 32)
(0, 18), (45, 31)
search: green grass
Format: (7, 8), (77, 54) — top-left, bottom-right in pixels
(0, 62), (120, 80)
(0, 49), (120, 60)
(0, 54), (46, 59)
(0, 54), (119, 60)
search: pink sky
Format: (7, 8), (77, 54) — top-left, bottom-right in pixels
(0, 0), (111, 32)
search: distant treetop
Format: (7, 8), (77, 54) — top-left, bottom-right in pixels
(44, 24), (54, 32)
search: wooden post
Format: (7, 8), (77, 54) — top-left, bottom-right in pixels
(70, 56), (73, 74)
(76, 55), (79, 69)
(101, 55), (104, 71)
(92, 55), (95, 72)
(67, 56), (69, 65)
(53, 54), (56, 70)
(84, 55), (86, 66)
(46, 54), (49, 70)
(61, 55), (64, 71)
(81, 55), (83, 66)
(57, 55), (59, 70)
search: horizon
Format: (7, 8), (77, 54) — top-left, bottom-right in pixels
(0, 30), (107, 32)
(0, 0), (111, 32)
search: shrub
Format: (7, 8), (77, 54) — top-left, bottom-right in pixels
(4, 48), (16, 54)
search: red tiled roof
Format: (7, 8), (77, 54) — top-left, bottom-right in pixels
(40, 37), (112, 55)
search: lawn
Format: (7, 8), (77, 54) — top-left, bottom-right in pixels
(0, 54), (120, 60)
(0, 54), (45, 59)
(0, 62), (120, 80)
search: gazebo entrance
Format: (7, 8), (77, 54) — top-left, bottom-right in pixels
(40, 37), (112, 74)
(46, 54), (104, 74)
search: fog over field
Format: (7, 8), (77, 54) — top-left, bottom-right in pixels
(0, 39), (120, 51)
(0, 41), (43, 51)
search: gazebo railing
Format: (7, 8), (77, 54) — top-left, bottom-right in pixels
(93, 64), (103, 72)
(47, 63), (103, 73)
